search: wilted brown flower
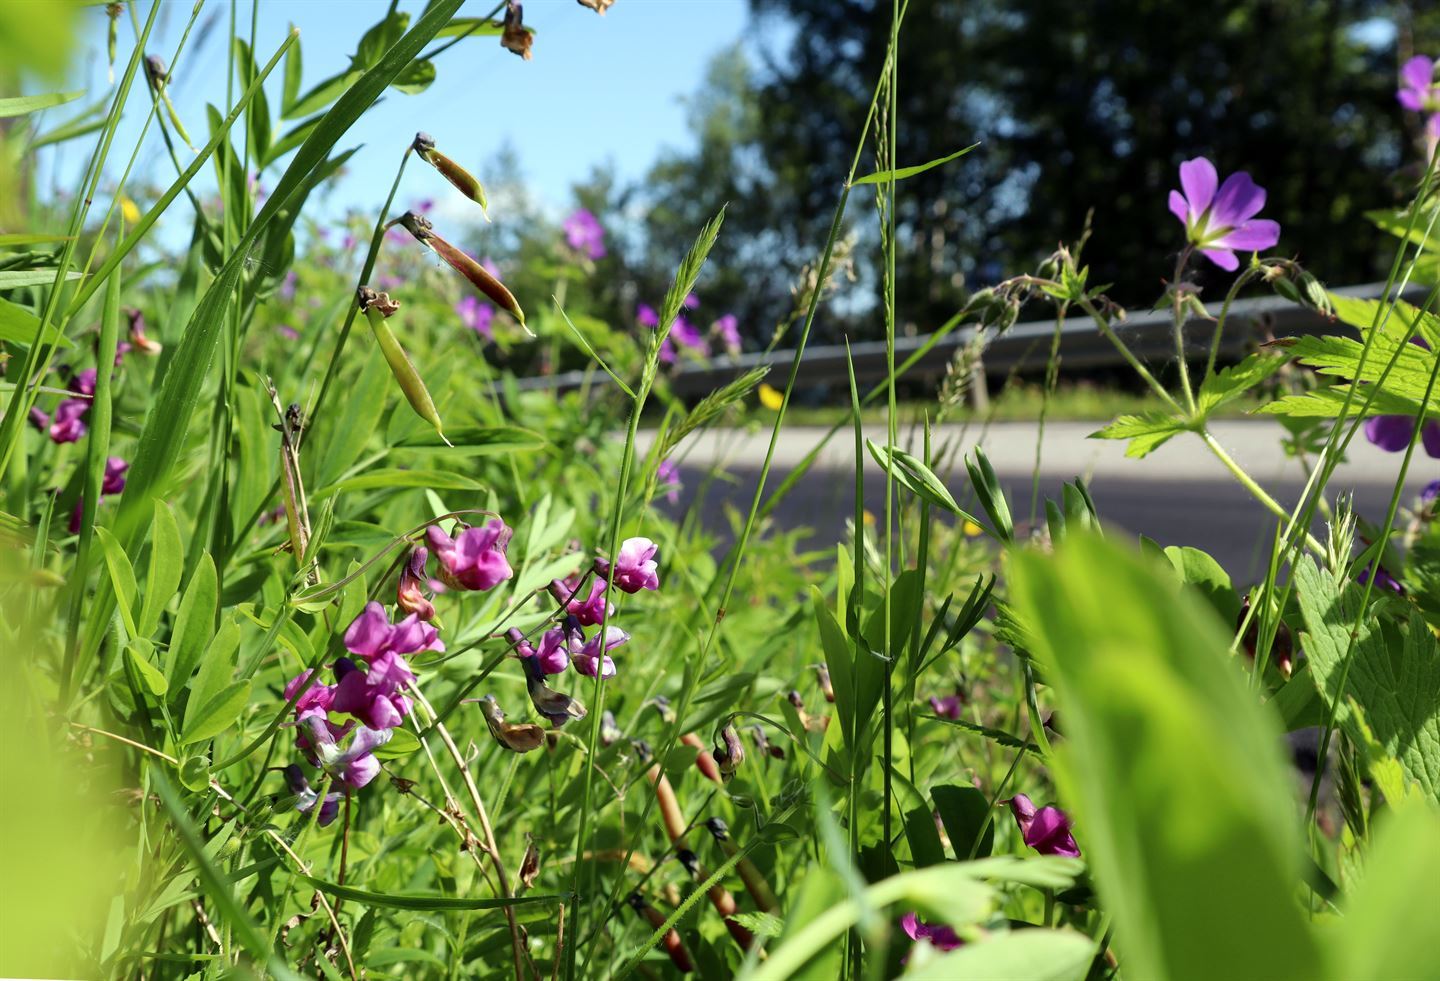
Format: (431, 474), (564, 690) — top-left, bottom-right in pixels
(501, 2), (534, 60)
(479, 695), (545, 752)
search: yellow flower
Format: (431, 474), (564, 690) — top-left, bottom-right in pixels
(962, 519), (983, 537)
(862, 510), (876, 527)
(119, 196), (140, 224)
(758, 383), (783, 411)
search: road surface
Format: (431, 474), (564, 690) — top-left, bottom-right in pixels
(639, 420), (1437, 581)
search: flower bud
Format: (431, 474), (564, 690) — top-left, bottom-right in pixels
(397, 546), (435, 621)
(712, 724), (744, 778)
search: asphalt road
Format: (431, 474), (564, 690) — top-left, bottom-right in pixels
(640, 420), (1438, 582)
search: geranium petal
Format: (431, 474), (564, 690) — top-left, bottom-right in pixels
(1212, 171), (1266, 226)
(1402, 56), (1435, 96)
(1213, 218), (1280, 252)
(1178, 157), (1218, 214)
(1200, 247), (1240, 271)
(1168, 189), (1191, 226)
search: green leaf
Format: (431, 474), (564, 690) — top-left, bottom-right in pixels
(434, 16), (505, 38)
(166, 553), (217, 689)
(312, 468), (485, 501)
(281, 33), (303, 114)
(1090, 410), (1190, 458)
(933, 784), (995, 860)
(299, 877), (565, 911)
(0, 269), (83, 289)
(1163, 546), (1241, 624)
(373, 725), (420, 760)
(1330, 801), (1440, 980)
(1008, 533), (1322, 981)
(866, 439), (979, 522)
(1196, 351), (1283, 416)
(907, 929), (1096, 980)
(181, 681), (252, 746)
(94, 527), (139, 635)
(0, 89), (83, 117)
(1293, 558), (1440, 801)
(851, 143), (979, 186)
(126, 642), (169, 697)
(1329, 294), (1440, 350)
(185, 617), (240, 729)
(965, 446), (1013, 542)
(392, 426), (546, 456)
(138, 499), (184, 637)
(0, 296), (72, 347)
(813, 586), (883, 749)
(177, 756), (211, 792)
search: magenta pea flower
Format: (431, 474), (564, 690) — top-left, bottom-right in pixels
(343, 602), (444, 659)
(101, 456), (129, 495)
(563, 208), (606, 260)
(1004, 794), (1081, 858)
(670, 315), (708, 354)
(574, 625), (627, 678)
(682, 292), (700, 310)
(711, 314), (741, 355)
(69, 369), (97, 398)
(1364, 415), (1440, 457)
(1168, 157), (1281, 271)
(1399, 56), (1440, 115)
(535, 626), (578, 675)
(330, 656), (413, 730)
(426, 520), (514, 592)
(283, 765), (341, 827)
(901, 912), (963, 953)
(397, 547), (436, 621)
(928, 693), (963, 720)
(31, 398), (90, 444)
(300, 715), (390, 789)
(549, 576), (612, 627)
(658, 336), (677, 365)
(636, 303), (659, 328)
(284, 667), (336, 718)
(456, 294), (495, 339)
(595, 537), (660, 593)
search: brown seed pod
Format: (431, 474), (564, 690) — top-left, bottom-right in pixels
(500, 2), (533, 60)
(479, 695), (545, 753)
(396, 212), (529, 335)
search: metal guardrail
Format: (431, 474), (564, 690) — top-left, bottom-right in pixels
(510, 281), (1423, 397)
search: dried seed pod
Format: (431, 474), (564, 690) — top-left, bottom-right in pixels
(521, 655), (587, 728)
(645, 762), (690, 847)
(500, 2), (534, 60)
(815, 663), (835, 703)
(357, 285), (452, 446)
(519, 835), (541, 889)
(395, 212), (530, 335)
(478, 695), (546, 753)
(413, 132), (489, 219)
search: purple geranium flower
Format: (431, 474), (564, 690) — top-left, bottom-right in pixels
(1399, 56), (1440, 114)
(1357, 561), (1404, 595)
(657, 459), (681, 505)
(711, 314), (741, 355)
(1364, 415), (1440, 457)
(300, 715), (390, 789)
(1422, 479), (1439, 506)
(283, 765), (341, 827)
(563, 208), (606, 260)
(595, 537), (660, 593)
(636, 303), (659, 328)
(658, 337), (677, 365)
(900, 912), (963, 952)
(1168, 157), (1281, 271)
(574, 625), (627, 678)
(1004, 793), (1081, 857)
(456, 294), (495, 339)
(426, 520), (514, 592)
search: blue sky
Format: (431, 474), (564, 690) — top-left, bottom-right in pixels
(39, 0), (756, 229)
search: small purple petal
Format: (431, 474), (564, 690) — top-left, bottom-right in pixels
(1178, 157), (1218, 215)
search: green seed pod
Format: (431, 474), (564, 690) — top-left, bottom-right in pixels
(413, 132), (489, 219)
(106, 4), (122, 82)
(396, 211), (531, 336)
(357, 286), (451, 446)
(146, 55), (195, 151)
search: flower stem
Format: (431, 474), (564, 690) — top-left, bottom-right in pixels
(1077, 298), (1185, 415)
(1171, 247), (1198, 415)
(1198, 429), (1323, 556)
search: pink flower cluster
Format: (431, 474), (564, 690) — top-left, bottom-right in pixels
(635, 294), (744, 364)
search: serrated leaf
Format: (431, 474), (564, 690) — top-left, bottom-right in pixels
(1197, 351), (1283, 416)
(1293, 558), (1440, 800)
(1090, 410), (1190, 458)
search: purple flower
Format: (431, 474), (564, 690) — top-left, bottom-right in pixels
(101, 456), (129, 495)
(275, 324), (300, 341)
(670, 315), (708, 354)
(426, 520), (514, 591)
(1004, 794), (1081, 857)
(900, 912), (963, 952)
(711, 314), (741, 355)
(1399, 56), (1440, 114)
(657, 459), (681, 505)
(574, 625), (627, 678)
(300, 715), (390, 789)
(127, 308), (162, 354)
(1364, 415), (1440, 457)
(342, 602), (444, 659)
(1168, 157), (1281, 271)
(70, 369), (97, 398)
(1358, 561), (1404, 595)
(563, 208), (606, 260)
(34, 399), (90, 443)
(549, 577), (613, 627)
(456, 294), (495, 339)
(658, 337), (677, 365)
(330, 656), (413, 730)
(397, 547), (436, 621)
(284, 667), (336, 717)
(534, 626), (578, 675)
(682, 292), (700, 310)
(1423, 480), (1439, 506)
(595, 537), (660, 593)
(928, 693), (963, 720)
(283, 765), (341, 827)
(636, 303), (659, 328)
